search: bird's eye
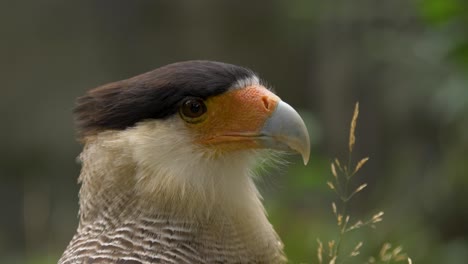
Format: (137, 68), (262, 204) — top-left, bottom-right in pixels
(179, 98), (207, 122)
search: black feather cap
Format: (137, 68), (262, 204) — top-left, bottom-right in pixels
(74, 60), (257, 137)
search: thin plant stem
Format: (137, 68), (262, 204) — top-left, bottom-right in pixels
(334, 150), (352, 261)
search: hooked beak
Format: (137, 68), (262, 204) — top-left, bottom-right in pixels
(257, 101), (310, 164)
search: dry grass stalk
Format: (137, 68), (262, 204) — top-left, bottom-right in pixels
(371, 211), (384, 224)
(349, 183), (367, 199)
(328, 241), (335, 257)
(348, 102), (359, 153)
(315, 102), (411, 264)
(317, 239), (323, 264)
(334, 159), (342, 171)
(349, 241), (363, 257)
(353, 157), (369, 175)
(331, 163), (338, 179)
(365, 243), (410, 264)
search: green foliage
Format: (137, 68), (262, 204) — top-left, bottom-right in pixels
(420, 0), (468, 68)
(420, 0), (462, 24)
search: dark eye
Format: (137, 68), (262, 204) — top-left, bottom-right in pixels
(180, 98), (207, 120)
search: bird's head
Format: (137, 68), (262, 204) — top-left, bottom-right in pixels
(75, 61), (310, 219)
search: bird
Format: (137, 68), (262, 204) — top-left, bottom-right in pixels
(59, 60), (310, 264)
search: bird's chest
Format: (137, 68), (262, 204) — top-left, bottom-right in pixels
(59, 216), (283, 264)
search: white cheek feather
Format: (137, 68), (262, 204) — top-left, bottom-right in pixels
(81, 117), (266, 221)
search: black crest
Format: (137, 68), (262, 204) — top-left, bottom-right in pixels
(74, 60), (256, 137)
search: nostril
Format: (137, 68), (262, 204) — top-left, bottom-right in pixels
(262, 96), (271, 110)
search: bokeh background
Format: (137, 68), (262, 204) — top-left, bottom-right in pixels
(1, 0), (467, 263)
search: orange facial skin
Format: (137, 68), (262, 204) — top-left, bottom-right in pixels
(186, 85), (280, 152)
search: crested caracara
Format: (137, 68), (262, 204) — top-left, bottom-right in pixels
(59, 60), (310, 264)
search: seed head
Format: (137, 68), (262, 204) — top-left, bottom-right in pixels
(349, 102), (359, 153)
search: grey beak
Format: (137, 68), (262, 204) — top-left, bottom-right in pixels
(258, 101), (310, 165)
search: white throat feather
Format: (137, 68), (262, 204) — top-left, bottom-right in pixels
(78, 117), (268, 224)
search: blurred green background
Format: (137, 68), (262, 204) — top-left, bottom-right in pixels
(1, 0), (467, 263)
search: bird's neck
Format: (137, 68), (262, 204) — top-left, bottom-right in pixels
(74, 133), (285, 260)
